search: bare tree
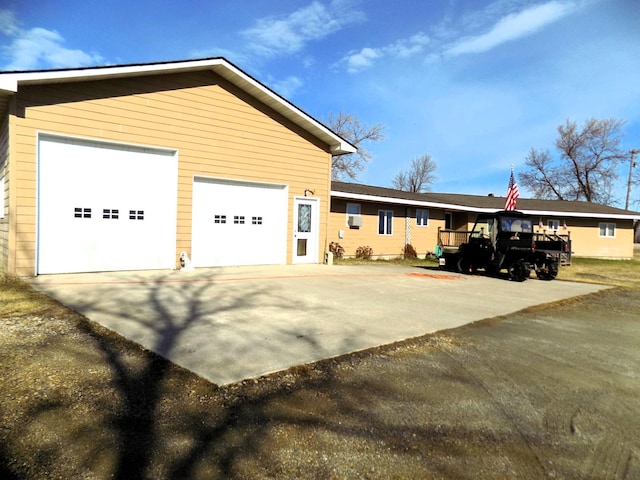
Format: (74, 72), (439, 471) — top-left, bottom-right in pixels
(392, 154), (437, 192)
(326, 111), (384, 180)
(520, 118), (627, 204)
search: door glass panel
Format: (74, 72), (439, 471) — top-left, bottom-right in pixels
(298, 204), (311, 233)
(297, 239), (307, 256)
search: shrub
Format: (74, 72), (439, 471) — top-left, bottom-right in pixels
(355, 245), (373, 260)
(329, 242), (345, 259)
(404, 243), (418, 259)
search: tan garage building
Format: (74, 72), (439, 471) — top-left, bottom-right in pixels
(0, 58), (355, 276)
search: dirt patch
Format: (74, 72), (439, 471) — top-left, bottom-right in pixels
(1, 284), (640, 479)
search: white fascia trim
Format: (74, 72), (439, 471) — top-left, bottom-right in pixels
(331, 191), (640, 221)
(517, 209), (640, 221)
(0, 77), (17, 94)
(331, 191), (494, 213)
(3, 58), (224, 85)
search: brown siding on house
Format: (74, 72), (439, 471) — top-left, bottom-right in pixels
(9, 70), (332, 276)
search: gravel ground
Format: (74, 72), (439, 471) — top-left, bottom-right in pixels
(1, 284), (640, 479)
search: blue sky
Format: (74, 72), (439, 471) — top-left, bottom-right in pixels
(1, 0), (639, 206)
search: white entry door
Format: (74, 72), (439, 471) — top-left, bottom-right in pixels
(292, 197), (319, 264)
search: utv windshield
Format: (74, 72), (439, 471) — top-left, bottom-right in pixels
(501, 216), (533, 233)
(471, 217), (495, 238)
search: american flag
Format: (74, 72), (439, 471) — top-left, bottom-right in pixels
(505, 169), (519, 211)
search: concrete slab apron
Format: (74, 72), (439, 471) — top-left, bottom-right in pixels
(30, 265), (605, 386)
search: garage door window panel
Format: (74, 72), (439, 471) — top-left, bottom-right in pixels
(74, 207), (92, 218)
(103, 209), (119, 219)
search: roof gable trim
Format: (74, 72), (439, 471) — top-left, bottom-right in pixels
(0, 58), (357, 155)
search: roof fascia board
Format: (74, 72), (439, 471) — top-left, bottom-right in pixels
(1, 58), (356, 155)
(518, 209), (640, 221)
(0, 78), (17, 94)
(331, 190), (495, 213)
(332, 190), (640, 220)
(2, 58), (227, 85)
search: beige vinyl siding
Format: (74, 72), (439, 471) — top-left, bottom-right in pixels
(9, 70), (332, 275)
(407, 207), (445, 256)
(553, 217), (634, 259)
(329, 199), (444, 259)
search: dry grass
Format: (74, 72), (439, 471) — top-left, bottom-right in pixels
(0, 275), (69, 317)
(557, 248), (640, 289)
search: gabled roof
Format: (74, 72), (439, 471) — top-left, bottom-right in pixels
(332, 181), (640, 221)
(0, 57), (356, 155)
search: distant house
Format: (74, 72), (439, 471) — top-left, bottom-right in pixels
(0, 58), (355, 276)
(330, 181), (640, 260)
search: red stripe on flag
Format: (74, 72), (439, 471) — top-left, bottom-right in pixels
(505, 170), (519, 211)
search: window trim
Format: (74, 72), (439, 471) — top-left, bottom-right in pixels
(416, 208), (429, 227)
(598, 222), (616, 238)
(378, 209), (393, 236)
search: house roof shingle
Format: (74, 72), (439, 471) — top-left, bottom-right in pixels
(331, 181), (640, 220)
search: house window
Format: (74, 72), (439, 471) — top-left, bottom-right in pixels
(346, 203), (361, 226)
(547, 220), (560, 231)
(599, 222), (616, 238)
(416, 209), (429, 227)
(378, 210), (393, 235)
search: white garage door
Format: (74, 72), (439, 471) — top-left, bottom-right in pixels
(37, 136), (177, 274)
(192, 178), (287, 267)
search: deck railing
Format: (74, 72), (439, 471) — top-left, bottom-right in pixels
(437, 229), (471, 248)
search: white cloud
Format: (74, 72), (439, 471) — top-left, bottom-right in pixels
(242, 0), (364, 58)
(0, 9), (103, 70)
(269, 75), (304, 98)
(0, 9), (19, 36)
(345, 47), (380, 73)
(342, 32), (430, 73)
(444, 1), (577, 57)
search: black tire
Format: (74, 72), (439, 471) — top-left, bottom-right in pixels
(536, 261), (558, 280)
(486, 263), (501, 277)
(508, 259), (530, 282)
(457, 256), (472, 274)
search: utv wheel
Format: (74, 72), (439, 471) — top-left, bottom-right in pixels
(486, 263), (500, 277)
(508, 259), (530, 282)
(536, 261), (558, 280)
(457, 256), (472, 274)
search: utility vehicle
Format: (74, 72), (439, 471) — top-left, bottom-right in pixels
(437, 211), (566, 281)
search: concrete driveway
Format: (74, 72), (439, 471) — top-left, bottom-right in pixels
(30, 264), (605, 386)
